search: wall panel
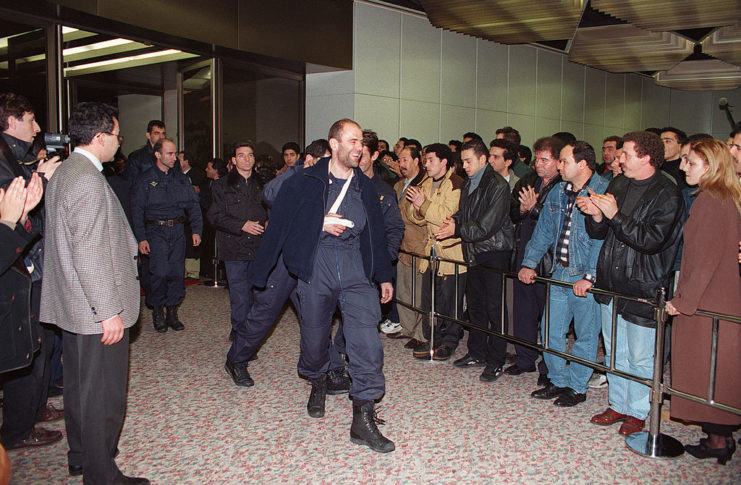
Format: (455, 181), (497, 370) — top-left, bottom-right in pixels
(401, 15), (441, 103)
(441, 31), (477, 108)
(355, 2), (400, 98)
(536, 50), (562, 120)
(508, 45), (537, 116)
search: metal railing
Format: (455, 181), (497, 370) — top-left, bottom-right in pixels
(394, 248), (741, 459)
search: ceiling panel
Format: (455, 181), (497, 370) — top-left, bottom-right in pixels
(569, 25), (694, 72)
(702, 23), (741, 66)
(420, 0), (585, 44)
(591, 0), (741, 31)
(655, 59), (741, 91)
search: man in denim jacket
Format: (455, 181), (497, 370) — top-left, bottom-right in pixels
(518, 141), (608, 407)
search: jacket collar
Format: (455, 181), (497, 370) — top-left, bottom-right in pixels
(305, 156), (363, 189)
(226, 168), (252, 187)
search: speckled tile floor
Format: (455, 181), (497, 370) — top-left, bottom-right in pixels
(6, 285), (740, 484)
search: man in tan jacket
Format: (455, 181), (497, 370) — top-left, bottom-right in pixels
(406, 143), (466, 361)
(393, 146), (428, 349)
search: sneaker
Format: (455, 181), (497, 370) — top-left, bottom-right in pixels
(433, 346), (452, 361)
(589, 373), (608, 389)
(453, 353), (487, 368)
(480, 364), (504, 383)
(379, 319), (402, 334)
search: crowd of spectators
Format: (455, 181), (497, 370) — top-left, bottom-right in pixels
(1, 86), (740, 467)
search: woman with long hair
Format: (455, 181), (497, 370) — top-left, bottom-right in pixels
(666, 138), (741, 465)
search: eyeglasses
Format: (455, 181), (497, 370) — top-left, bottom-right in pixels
(104, 132), (124, 144)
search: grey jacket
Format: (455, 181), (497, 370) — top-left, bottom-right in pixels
(40, 152), (140, 334)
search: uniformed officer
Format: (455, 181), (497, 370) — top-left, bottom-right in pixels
(131, 138), (203, 332)
(248, 119), (395, 453)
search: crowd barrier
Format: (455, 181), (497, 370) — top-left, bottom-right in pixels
(395, 248), (741, 459)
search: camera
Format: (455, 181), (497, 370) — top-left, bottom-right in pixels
(44, 132), (71, 157)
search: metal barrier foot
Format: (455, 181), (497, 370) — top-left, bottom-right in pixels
(625, 431), (684, 458)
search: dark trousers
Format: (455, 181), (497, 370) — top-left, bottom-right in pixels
(1, 282), (52, 445)
(63, 329), (129, 485)
(421, 271), (465, 351)
(380, 263), (399, 323)
(49, 328), (63, 388)
(513, 278), (548, 374)
(296, 246), (383, 402)
(147, 225), (186, 306)
(227, 256), (345, 372)
(228, 256), (293, 364)
(224, 261), (254, 333)
(702, 422), (741, 438)
(465, 251), (510, 366)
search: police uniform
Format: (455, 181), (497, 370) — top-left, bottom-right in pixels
(131, 164), (202, 330)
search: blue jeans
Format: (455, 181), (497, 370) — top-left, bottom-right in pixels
(600, 299), (656, 419)
(225, 261), (254, 333)
(541, 265), (601, 394)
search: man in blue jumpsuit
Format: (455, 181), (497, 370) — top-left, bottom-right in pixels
(131, 138), (202, 332)
(248, 119), (395, 453)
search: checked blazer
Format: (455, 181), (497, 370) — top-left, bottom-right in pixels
(40, 152), (140, 334)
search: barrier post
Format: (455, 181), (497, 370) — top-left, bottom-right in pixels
(428, 246), (437, 360)
(411, 255), (417, 308)
(625, 287), (684, 458)
(204, 240), (225, 287)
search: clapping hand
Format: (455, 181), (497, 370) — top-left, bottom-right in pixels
(405, 186), (426, 211)
(0, 176), (29, 226)
(518, 186), (538, 213)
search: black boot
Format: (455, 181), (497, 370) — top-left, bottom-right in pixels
(165, 305), (184, 331)
(350, 400), (395, 453)
(307, 375), (327, 418)
(152, 306), (167, 333)
(326, 369), (351, 395)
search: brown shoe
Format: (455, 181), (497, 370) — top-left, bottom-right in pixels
(5, 426), (63, 450)
(39, 404), (64, 422)
(404, 339), (424, 349)
(618, 417), (645, 435)
(590, 408), (628, 426)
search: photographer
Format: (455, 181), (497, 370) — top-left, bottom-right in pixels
(0, 93), (63, 451)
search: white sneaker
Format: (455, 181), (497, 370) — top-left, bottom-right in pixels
(379, 319), (402, 334)
(589, 373), (608, 388)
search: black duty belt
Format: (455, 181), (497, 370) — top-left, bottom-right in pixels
(146, 216), (186, 227)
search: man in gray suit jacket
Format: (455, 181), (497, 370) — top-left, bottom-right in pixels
(40, 103), (148, 485)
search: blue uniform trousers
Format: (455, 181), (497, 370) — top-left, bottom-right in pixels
(296, 244), (384, 402)
(224, 261), (254, 333)
(147, 225), (186, 306)
(227, 255), (345, 373)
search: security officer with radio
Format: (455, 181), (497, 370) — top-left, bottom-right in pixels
(131, 138), (202, 332)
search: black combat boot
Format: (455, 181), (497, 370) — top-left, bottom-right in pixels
(350, 400), (395, 453)
(307, 375), (327, 418)
(326, 369), (351, 395)
(152, 306), (167, 333)
(165, 305), (184, 331)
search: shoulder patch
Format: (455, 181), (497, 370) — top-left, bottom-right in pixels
(449, 174), (464, 191)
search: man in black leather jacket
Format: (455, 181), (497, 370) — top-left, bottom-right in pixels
(436, 138), (514, 382)
(208, 141), (267, 365)
(579, 131), (684, 436)
(505, 137), (564, 383)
